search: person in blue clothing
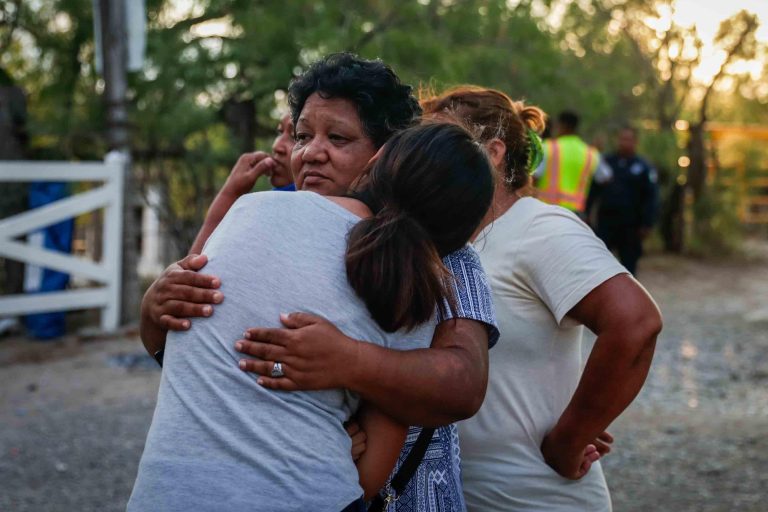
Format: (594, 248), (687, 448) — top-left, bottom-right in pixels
(585, 126), (659, 274)
(24, 182), (74, 339)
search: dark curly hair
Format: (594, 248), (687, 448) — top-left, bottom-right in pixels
(288, 53), (422, 148)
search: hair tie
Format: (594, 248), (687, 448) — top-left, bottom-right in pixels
(377, 206), (407, 225)
(526, 128), (543, 174)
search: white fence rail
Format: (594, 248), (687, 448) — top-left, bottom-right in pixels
(0, 153), (124, 330)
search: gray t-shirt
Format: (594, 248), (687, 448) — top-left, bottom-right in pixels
(128, 191), (436, 511)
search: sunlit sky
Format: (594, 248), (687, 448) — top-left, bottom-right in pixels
(667, 0), (768, 82)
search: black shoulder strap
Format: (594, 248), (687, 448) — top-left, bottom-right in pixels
(367, 427), (436, 511)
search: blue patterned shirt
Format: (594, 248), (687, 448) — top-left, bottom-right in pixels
(384, 245), (498, 512)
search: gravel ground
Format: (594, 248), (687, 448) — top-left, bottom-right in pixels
(1, 249), (767, 511)
(598, 249), (768, 511)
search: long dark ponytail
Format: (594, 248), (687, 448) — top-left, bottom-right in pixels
(346, 122), (494, 332)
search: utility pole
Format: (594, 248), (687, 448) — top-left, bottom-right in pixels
(99, 0), (139, 326)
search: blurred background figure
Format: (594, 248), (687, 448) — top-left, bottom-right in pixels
(0, 67), (28, 336)
(586, 126), (659, 274)
(1, 67), (73, 340)
(534, 110), (610, 215)
(23, 182), (74, 339)
(269, 114), (296, 191)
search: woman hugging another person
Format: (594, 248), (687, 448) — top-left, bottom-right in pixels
(127, 119), (494, 510)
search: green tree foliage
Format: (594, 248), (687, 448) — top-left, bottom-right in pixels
(1, 0), (766, 254)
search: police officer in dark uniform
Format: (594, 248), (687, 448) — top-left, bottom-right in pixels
(585, 126), (658, 274)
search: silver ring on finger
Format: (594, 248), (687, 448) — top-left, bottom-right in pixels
(271, 361), (285, 378)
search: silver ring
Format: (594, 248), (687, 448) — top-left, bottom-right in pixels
(271, 361), (284, 378)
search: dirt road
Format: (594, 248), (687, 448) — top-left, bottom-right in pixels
(1, 251), (766, 511)
(599, 251), (768, 511)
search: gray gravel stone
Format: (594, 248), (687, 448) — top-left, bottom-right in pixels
(1, 249), (766, 511)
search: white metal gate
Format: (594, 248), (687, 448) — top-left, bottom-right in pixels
(0, 152), (125, 330)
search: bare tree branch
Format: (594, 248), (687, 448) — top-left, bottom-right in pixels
(351, 10), (401, 52)
(699, 14), (759, 123)
(166, 10), (230, 33)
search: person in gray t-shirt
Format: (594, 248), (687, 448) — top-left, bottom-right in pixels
(129, 122), (494, 511)
(138, 53), (500, 511)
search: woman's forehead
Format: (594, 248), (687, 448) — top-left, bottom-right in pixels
(297, 94), (364, 131)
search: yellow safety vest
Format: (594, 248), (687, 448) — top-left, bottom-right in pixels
(537, 135), (600, 212)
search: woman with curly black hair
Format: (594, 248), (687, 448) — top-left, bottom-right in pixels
(137, 54), (501, 512)
(130, 56), (496, 511)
